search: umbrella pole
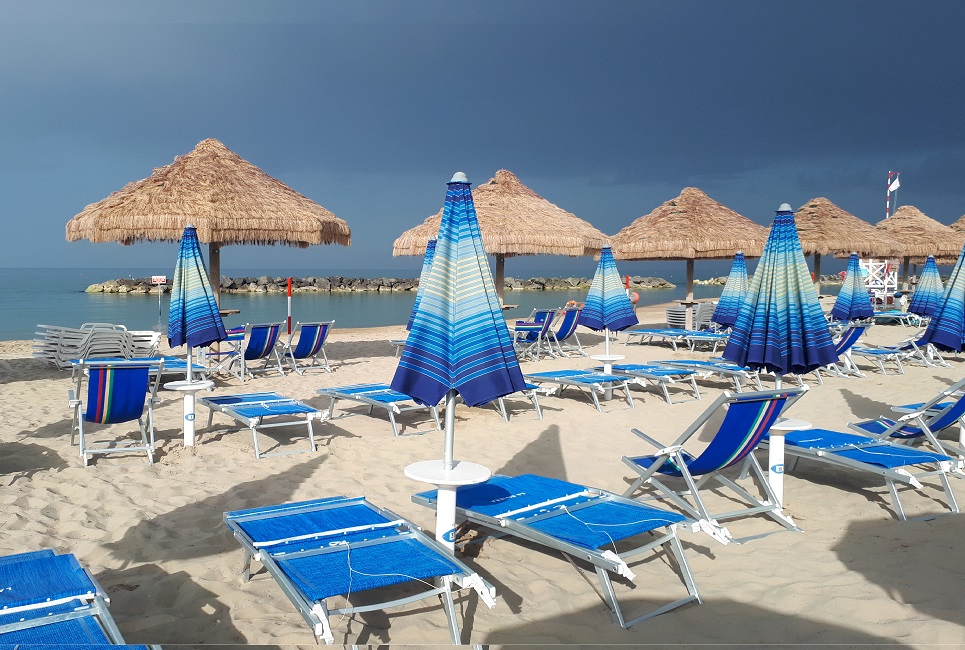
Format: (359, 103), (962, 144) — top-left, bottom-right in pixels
(443, 389), (456, 470)
(495, 254), (505, 305)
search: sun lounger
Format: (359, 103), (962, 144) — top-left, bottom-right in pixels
(657, 359), (763, 392)
(224, 496), (496, 644)
(683, 330), (730, 353)
(872, 310), (922, 327)
(491, 383), (544, 420)
(623, 328), (689, 350)
(522, 370), (634, 411)
(412, 473), (701, 628)
(0, 550), (132, 646)
(317, 383), (441, 436)
(199, 392), (325, 458)
(599, 363), (701, 404)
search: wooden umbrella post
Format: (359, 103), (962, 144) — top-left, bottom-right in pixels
(495, 253), (505, 305)
(813, 252), (822, 295)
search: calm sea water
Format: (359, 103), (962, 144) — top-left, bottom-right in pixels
(0, 265), (838, 342)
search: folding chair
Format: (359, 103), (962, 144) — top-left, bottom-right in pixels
(281, 320), (335, 374)
(199, 392), (326, 458)
(412, 474), (702, 629)
(512, 308), (558, 361)
(821, 324), (871, 377)
(68, 359), (163, 466)
(210, 322), (286, 381)
(622, 387), (807, 543)
(548, 305), (588, 357)
(224, 496), (496, 644)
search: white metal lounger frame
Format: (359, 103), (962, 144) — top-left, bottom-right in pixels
(600, 365), (702, 405)
(623, 329), (688, 350)
(224, 497), (496, 645)
(492, 386), (543, 421)
(657, 360), (764, 393)
(318, 385), (442, 437)
(412, 479), (701, 629)
(200, 393), (324, 459)
(522, 372), (634, 412)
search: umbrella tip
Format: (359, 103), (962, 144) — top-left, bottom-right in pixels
(449, 171), (469, 183)
(777, 203), (792, 212)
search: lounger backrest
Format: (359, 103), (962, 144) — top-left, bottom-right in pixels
(686, 389), (802, 475)
(244, 323), (282, 361)
(835, 326), (868, 355)
(922, 378), (965, 431)
(554, 307), (581, 340)
(291, 321), (334, 358)
(83, 363), (151, 424)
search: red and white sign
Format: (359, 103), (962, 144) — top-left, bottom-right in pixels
(151, 275), (167, 285)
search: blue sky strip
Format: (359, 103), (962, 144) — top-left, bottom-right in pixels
(168, 225), (227, 350)
(908, 255), (944, 317)
(577, 246), (639, 332)
(712, 251), (748, 328)
(830, 253), (873, 321)
(406, 238), (436, 331)
(723, 207), (838, 375)
(392, 178), (526, 408)
(918, 245), (965, 352)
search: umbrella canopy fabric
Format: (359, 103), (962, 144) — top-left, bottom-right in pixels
(392, 174), (526, 409)
(918, 245), (965, 353)
(830, 253), (873, 322)
(712, 252), (749, 328)
(577, 246), (639, 333)
(168, 225), (227, 350)
(908, 255), (944, 317)
(723, 205), (838, 376)
(406, 238), (436, 331)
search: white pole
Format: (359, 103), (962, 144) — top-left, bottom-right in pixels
(443, 389), (456, 470)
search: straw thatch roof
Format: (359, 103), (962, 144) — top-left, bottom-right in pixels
(949, 213), (965, 233)
(66, 138), (351, 247)
(874, 205), (964, 258)
(794, 197), (899, 258)
(610, 187), (768, 260)
(392, 169), (607, 258)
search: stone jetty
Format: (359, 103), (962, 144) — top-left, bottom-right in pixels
(84, 274), (677, 294)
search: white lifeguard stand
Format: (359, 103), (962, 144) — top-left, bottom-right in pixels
(860, 258), (899, 306)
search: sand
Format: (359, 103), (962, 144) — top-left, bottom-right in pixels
(1, 301), (964, 647)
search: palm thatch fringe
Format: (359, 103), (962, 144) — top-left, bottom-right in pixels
(874, 205), (964, 258)
(794, 197), (898, 258)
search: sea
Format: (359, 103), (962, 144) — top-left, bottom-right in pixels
(0, 265), (841, 342)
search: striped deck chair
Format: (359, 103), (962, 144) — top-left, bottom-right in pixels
(821, 324), (871, 377)
(282, 321), (335, 374)
(224, 496), (495, 644)
(0, 550), (137, 646)
(512, 308), (558, 361)
(622, 387), (807, 543)
(548, 305), (588, 357)
(68, 359), (163, 466)
(214, 322), (287, 381)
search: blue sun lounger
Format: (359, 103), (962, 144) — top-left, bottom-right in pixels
(317, 383), (441, 436)
(599, 363), (701, 404)
(413, 474), (701, 629)
(522, 370), (634, 411)
(224, 496), (496, 645)
(623, 328), (690, 350)
(0, 550), (134, 646)
(199, 392), (325, 459)
(657, 359), (763, 393)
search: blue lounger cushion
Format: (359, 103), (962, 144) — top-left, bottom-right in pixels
(783, 429), (953, 467)
(0, 553), (96, 609)
(610, 364), (695, 377)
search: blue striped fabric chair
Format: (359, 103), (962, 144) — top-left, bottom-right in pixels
(213, 322), (286, 381)
(622, 387), (807, 543)
(282, 320), (335, 374)
(68, 359), (163, 466)
(512, 308), (558, 361)
(548, 305), (587, 357)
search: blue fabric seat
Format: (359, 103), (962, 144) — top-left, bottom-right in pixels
(317, 383), (441, 436)
(199, 391), (324, 458)
(602, 363), (701, 404)
(522, 369), (634, 411)
(281, 320), (335, 374)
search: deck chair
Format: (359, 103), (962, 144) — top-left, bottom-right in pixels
(224, 497), (496, 645)
(210, 322), (286, 381)
(523, 369), (634, 411)
(776, 428), (960, 521)
(0, 550), (131, 646)
(198, 392), (326, 459)
(601, 363), (701, 404)
(68, 359), (162, 466)
(657, 359), (763, 393)
(622, 387), (808, 543)
(821, 324), (871, 377)
(317, 383), (441, 436)
(412, 474), (701, 629)
(282, 320), (335, 374)
(547, 305), (588, 357)
(512, 308), (558, 361)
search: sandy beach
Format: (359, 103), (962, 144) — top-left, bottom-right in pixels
(2, 301), (964, 647)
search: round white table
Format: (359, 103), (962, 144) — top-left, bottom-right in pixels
(767, 418), (812, 506)
(591, 353), (625, 400)
(405, 459), (491, 551)
(163, 379), (214, 447)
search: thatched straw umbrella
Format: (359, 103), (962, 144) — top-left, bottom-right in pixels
(66, 138), (351, 304)
(393, 169), (608, 303)
(610, 188), (769, 325)
(794, 197), (900, 293)
(875, 205), (965, 288)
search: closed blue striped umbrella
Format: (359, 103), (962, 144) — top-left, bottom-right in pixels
(406, 238), (436, 331)
(830, 253), (873, 322)
(168, 224), (227, 378)
(723, 204), (838, 378)
(908, 255), (944, 317)
(712, 251), (749, 328)
(917, 245), (965, 352)
(578, 245), (638, 358)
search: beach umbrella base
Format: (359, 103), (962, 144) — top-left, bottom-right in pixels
(163, 379), (214, 447)
(405, 459), (491, 552)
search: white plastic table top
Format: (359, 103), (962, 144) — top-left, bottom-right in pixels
(405, 460), (492, 487)
(769, 418), (812, 432)
(163, 379), (214, 392)
(590, 353), (626, 363)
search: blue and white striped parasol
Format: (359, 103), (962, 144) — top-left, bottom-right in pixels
(406, 238), (436, 331)
(723, 204), (838, 379)
(907, 255), (944, 318)
(712, 251), (749, 328)
(917, 245), (965, 352)
(578, 245), (638, 353)
(830, 253), (873, 322)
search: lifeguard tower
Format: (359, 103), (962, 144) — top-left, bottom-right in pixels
(859, 258), (900, 306)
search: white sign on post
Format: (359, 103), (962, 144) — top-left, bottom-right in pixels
(151, 275), (167, 285)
